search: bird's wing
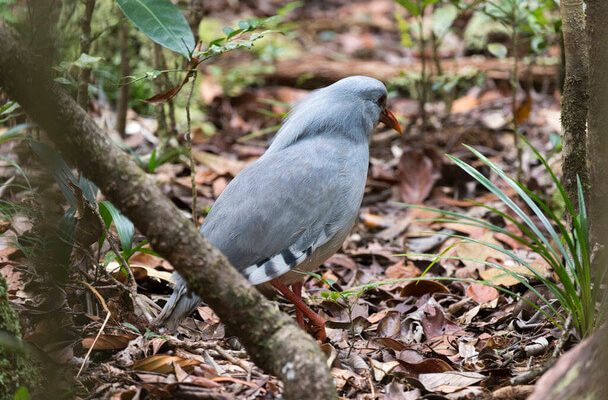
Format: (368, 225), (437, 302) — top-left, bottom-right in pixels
(201, 136), (365, 285)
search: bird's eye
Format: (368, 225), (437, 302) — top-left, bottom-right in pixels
(377, 94), (387, 107)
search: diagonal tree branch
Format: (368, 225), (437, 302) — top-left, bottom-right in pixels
(0, 24), (336, 400)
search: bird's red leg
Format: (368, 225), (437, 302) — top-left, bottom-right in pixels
(290, 281), (305, 328)
(271, 279), (327, 342)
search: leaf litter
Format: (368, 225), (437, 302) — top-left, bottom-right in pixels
(0, 0), (567, 398)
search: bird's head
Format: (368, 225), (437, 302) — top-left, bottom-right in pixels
(326, 76), (402, 135)
(268, 76), (402, 152)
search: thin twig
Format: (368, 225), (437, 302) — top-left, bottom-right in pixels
(185, 70), (198, 225)
(77, 280), (111, 378)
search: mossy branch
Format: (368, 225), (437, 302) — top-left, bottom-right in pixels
(0, 24), (336, 400)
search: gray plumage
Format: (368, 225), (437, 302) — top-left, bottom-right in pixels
(157, 76), (389, 331)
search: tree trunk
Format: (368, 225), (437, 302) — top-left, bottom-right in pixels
(586, 0), (608, 289)
(529, 323), (608, 399)
(0, 24), (336, 400)
(559, 0), (589, 209)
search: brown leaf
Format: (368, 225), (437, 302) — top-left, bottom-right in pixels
(479, 252), (552, 287)
(401, 280), (449, 298)
(370, 359), (400, 381)
(418, 371), (485, 393)
(326, 254), (358, 270)
(385, 261), (421, 280)
(194, 151), (248, 177)
(398, 358), (454, 375)
(398, 149), (439, 204)
(82, 333), (136, 350)
(360, 212), (393, 228)
(376, 311), (402, 338)
(455, 232), (505, 271)
(132, 354), (201, 374)
(451, 93), (480, 113)
(129, 251), (173, 271)
(420, 300), (462, 339)
(465, 283), (499, 304)
(374, 337), (407, 352)
(515, 92), (533, 124)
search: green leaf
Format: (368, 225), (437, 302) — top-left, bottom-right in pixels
(487, 42), (508, 58)
(396, 0), (420, 16)
(0, 101), (19, 116)
(116, 0), (195, 59)
(0, 123), (31, 145)
(13, 387), (29, 400)
(54, 77), (73, 86)
(432, 4), (458, 38)
(148, 147), (157, 173)
(72, 53), (102, 69)
(99, 200), (135, 253)
(122, 322), (141, 334)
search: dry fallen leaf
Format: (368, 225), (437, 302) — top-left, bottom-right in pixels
(401, 280), (449, 298)
(82, 333), (137, 350)
(194, 151), (248, 177)
(418, 371), (485, 393)
(398, 149), (440, 204)
(479, 252), (552, 287)
(465, 283), (499, 304)
(455, 232), (505, 270)
(132, 354), (201, 374)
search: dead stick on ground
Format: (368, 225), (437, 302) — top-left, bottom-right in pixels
(77, 281), (111, 378)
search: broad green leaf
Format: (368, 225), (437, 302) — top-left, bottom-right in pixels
(396, 0), (420, 16)
(0, 101), (19, 116)
(13, 387), (29, 400)
(432, 4), (458, 38)
(116, 0), (195, 59)
(99, 200), (135, 252)
(487, 43), (508, 58)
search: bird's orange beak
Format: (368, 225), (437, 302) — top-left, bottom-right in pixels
(380, 108), (403, 134)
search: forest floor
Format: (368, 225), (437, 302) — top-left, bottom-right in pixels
(0, 0), (569, 399)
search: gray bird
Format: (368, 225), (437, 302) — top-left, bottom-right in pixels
(156, 76), (401, 340)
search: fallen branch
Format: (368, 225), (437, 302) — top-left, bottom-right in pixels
(248, 56), (556, 89)
(0, 24), (336, 400)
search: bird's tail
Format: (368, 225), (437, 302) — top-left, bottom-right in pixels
(156, 272), (202, 332)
